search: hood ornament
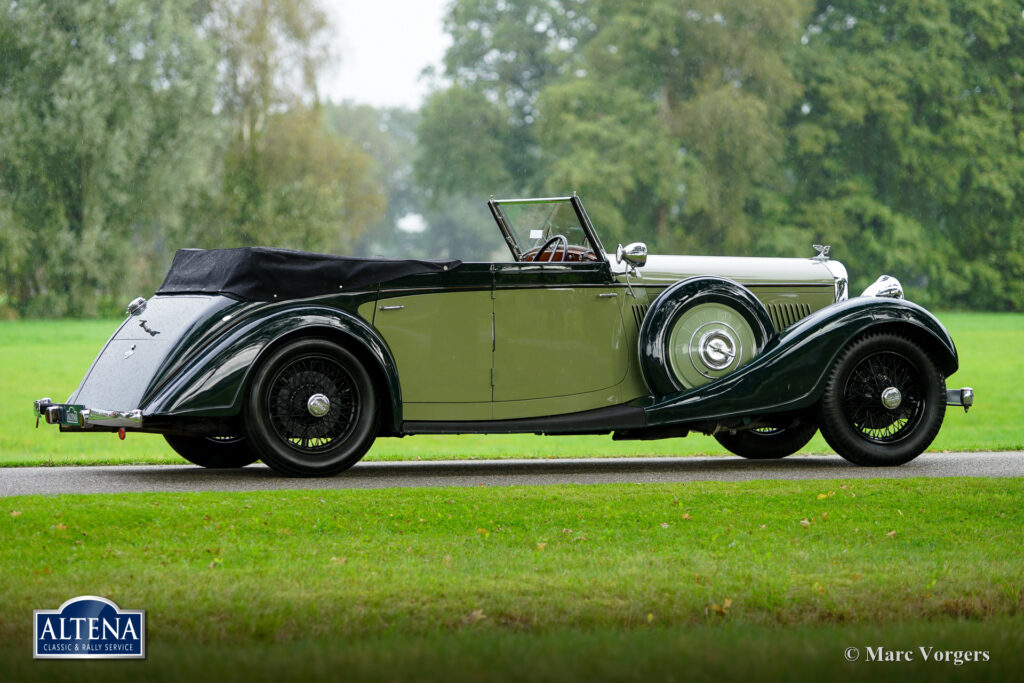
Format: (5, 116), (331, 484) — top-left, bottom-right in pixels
(812, 244), (830, 262)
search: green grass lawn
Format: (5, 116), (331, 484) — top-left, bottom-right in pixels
(1, 313), (1020, 466)
(3, 478), (1022, 681)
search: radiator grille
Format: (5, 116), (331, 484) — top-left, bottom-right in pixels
(767, 302), (812, 332)
(631, 303), (649, 332)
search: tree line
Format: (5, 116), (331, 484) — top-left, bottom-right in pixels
(2, 0), (1022, 317)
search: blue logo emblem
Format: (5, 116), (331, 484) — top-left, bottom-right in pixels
(34, 596), (145, 659)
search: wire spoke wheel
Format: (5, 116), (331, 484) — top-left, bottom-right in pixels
(245, 339), (379, 477)
(267, 356), (358, 453)
(818, 333), (945, 466)
(714, 419), (818, 459)
(842, 351), (924, 443)
(164, 434), (257, 469)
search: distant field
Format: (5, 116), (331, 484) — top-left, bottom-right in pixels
(1, 313), (1020, 467)
(3, 478), (1023, 681)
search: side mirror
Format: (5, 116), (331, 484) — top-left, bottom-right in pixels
(615, 242), (648, 269)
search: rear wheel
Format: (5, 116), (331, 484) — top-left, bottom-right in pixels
(243, 338), (378, 477)
(164, 435), (257, 469)
(714, 420), (818, 459)
(817, 333), (945, 466)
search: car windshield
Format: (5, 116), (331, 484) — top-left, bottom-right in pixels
(492, 198), (597, 262)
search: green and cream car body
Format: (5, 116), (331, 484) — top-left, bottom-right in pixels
(34, 195), (973, 476)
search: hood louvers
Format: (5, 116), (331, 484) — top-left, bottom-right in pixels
(767, 302), (812, 332)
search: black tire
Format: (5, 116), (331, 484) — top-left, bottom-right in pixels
(243, 338), (378, 477)
(164, 435), (258, 469)
(714, 420), (818, 459)
(817, 333), (945, 466)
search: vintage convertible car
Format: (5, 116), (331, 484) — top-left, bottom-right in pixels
(33, 195), (973, 476)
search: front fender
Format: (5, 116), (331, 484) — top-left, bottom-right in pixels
(642, 296), (958, 426)
(143, 305), (402, 432)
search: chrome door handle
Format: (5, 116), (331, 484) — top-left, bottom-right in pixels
(597, 292), (618, 298)
(378, 305), (405, 311)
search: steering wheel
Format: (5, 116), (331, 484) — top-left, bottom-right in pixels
(532, 234), (569, 262)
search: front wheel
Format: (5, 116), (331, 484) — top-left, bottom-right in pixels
(714, 420), (818, 459)
(164, 435), (258, 469)
(244, 338), (379, 477)
(817, 333), (945, 466)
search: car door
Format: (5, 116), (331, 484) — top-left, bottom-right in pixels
(491, 261), (629, 418)
(371, 264), (493, 421)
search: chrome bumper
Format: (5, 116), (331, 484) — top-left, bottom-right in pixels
(945, 388), (974, 413)
(33, 398), (143, 429)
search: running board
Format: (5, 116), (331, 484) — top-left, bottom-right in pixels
(402, 405), (646, 435)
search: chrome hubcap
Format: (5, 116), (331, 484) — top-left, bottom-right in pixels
(307, 393), (331, 418)
(881, 386), (902, 410)
(697, 329), (737, 370)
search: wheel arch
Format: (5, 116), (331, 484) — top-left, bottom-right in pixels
(846, 319), (959, 377)
(252, 322), (401, 435)
(144, 306), (403, 433)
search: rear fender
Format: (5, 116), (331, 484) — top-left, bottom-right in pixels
(643, 296), (958, 427)
(144, 306), (402, 432)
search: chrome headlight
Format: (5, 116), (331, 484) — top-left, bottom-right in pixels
(861, 275), (904, 299)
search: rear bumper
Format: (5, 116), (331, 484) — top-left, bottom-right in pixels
(945, 388), (974, 413)
(33, 397), (143, 430)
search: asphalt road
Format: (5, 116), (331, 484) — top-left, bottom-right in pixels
(1, 452), (1022, 497)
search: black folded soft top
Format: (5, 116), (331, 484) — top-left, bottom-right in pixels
(156, 247), (461, 302)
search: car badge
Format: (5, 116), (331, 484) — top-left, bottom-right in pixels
(812, 244), (830, 261)
(123, 344), (136, 359)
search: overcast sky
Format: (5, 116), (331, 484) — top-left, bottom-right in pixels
(318, 0), (451, 110)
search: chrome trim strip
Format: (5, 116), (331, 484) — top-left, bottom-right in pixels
(376, 282), (836, 296)
(490, 196), (574, 204)
(820, 259), (849, 301)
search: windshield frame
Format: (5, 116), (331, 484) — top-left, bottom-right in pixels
(487, 195), (607, 263)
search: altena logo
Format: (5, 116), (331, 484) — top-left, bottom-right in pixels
(33, 596), (146, 659)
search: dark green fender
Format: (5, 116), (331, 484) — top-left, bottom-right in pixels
(640, 296), (959, 427)
(144, 305), (403, 433)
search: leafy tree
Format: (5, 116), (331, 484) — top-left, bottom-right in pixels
(330, 102), (506, 261)
(188, 106), (384, 253)
(539, 0), (811, 251)
(184, 0), (385, 254)
(787, 0), (1024, 308)
(416, 0), (597, 198)
(327, 104), (420, 256)
(206, 0), (330, 142)
(0, 0), (219, 316)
